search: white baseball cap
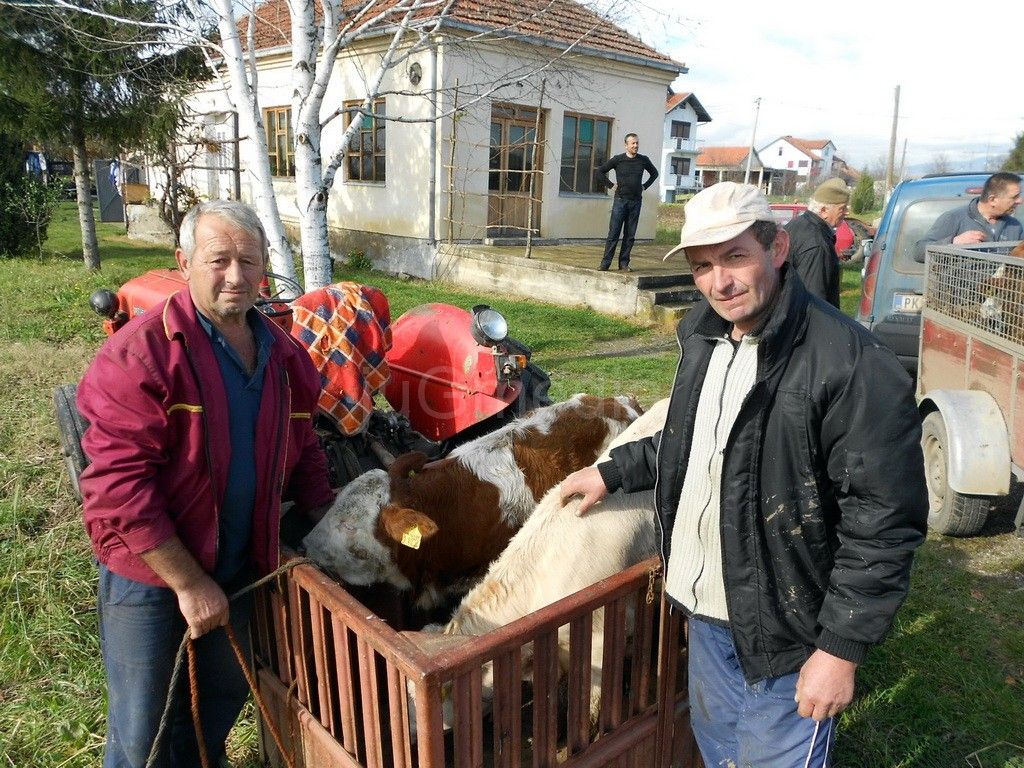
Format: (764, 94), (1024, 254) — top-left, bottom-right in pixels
(664, 182), (774, 260)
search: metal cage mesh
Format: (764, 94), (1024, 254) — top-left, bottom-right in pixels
(925, 244), (1024, 345)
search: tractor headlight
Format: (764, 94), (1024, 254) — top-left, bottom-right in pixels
(470, 305), (508, 346)
(89, 289), (119, 319)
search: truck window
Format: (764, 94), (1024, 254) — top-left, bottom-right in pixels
(892, 198), (964, 274)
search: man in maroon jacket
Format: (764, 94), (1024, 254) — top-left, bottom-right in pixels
(78, 200), (335, 768)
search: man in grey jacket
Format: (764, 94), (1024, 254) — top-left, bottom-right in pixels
(560, 182), (926, 768)
(915, 172), (1021, 261)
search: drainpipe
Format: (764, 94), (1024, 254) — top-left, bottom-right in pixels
(428, 41), (439, 247)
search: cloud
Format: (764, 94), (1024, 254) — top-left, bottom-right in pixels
(615, 0), (1023, 169)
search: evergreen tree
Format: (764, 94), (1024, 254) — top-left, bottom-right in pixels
(850, 171), (875, 215)
(1002, 132), (1024, 172)
(0, 3), (201, 269)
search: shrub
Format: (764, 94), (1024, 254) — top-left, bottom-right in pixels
(850, 172), (875, 214)
(0, 175), (63, 258)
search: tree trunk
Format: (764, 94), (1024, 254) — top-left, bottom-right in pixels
(292, 0), (335, 290)
(71, 131), (99, 270)
(213, 0), (300, 296)
(295, 136), (333, 290)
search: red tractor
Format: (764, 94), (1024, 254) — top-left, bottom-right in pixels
(54, 269), (551, 501)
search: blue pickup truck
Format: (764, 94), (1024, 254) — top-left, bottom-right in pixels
(855, 172), (1017, 372)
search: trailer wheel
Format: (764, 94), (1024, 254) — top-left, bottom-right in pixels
(921, 411), (990, 536)
(54, 384), (90, 502)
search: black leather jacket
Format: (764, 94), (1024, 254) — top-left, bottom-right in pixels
(785, 210), (840, 308)
(598, 266), (927, 683)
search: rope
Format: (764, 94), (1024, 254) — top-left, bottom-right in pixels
(187, 640), (211, 768)
(143, 558), (311, 768)
(225, 624), (296, 768)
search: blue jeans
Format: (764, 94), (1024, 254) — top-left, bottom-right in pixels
(601, 197), (642, 269)
(688, 618), (835, 768)
(98, 565), (254, 768)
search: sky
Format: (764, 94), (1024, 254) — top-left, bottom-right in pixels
(616, 0), (1023, 174)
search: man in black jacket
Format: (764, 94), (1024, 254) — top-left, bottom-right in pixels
(785, 177), (850, 307)
(597, 133), (658, 271)
(561, 182), (926, 767)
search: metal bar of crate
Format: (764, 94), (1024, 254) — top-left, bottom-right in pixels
(491, 648), (522, 768)
(531, 629), (560, 767)
(355, 635), (383, 768)
(384, 661), (413, 768)
(566, 613), (593, 754)
(629, 589), (657, 718)
(331, 614), (360, 758)
(653, 596), (683, 768)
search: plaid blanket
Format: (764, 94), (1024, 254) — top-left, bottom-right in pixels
(289, 282), (392, 435)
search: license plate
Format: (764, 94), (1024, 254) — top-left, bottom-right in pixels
(892, 293), (924, 314)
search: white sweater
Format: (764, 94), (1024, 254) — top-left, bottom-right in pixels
(664, 334), (759, 622)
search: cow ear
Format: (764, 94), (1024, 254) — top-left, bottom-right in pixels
(389, 451), (429, 480)
(379, 505), (439, 548)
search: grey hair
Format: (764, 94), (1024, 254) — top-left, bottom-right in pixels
(179, 200), (268, 263)
(807, 198), (832, 215)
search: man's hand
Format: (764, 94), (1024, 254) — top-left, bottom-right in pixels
(177, 577), (230, 639)
(794, 649), (858, 721)
(140, 536), (230, 638)
(953, 230), (987, 245)
(559, 466), (609, 516)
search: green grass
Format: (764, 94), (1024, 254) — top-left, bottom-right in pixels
(1, 204), (1022, 768)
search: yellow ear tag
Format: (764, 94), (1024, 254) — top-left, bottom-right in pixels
(401, 525), (423, 549)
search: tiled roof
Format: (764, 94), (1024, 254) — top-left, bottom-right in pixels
(784, 136), (833, 160)
(240, 0), (683, 71)
(697, 146), (754, 168)
(665, 91), (711, 122)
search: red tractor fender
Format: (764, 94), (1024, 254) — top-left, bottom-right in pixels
(383, 304), (520, 441)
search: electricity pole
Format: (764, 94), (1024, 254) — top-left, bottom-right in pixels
(743, 97), (762, 185)
(884, 85), (900, 202)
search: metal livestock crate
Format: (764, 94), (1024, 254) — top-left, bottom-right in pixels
(251, 554), (701, 768)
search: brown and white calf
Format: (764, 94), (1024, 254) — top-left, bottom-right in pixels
(438, 398), (669, 721)
(303, 394), (642, 609)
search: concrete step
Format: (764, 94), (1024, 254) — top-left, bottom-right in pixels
(636, 273), (694, 290)
(653, 286), (703, 305)
(652, 301), (696, 331)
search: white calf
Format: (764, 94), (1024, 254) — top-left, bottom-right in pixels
(441, 398), (670, 721)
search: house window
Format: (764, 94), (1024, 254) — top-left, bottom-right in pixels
(670, 121), (691, 140)
(778, 146), (783, 156)
(798, 160), (809, 168)
(344, 99), (386, 183)
(671, 157), (691, 175)
(560, 113), (611, 194)
(265, 107), (295, 177)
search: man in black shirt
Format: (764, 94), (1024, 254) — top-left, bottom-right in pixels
(597, 133), (659, 271)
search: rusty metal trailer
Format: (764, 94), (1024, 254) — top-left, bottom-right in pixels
(917, 241), (1024, 536)
(251, 554), (701, 767)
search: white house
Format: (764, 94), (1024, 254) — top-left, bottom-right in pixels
(695, 146), (764, 189)
(177, 0), (686, 278)
(758, 135), (837, 193)
(659, 91), (711, 202)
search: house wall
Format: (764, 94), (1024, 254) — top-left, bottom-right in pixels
(179, 35), (677, 276)
(659, 101), (701, 202)
(439, 39), (675, 243)
(759, 138), (838, 186)
(759, 138), (814, 179)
